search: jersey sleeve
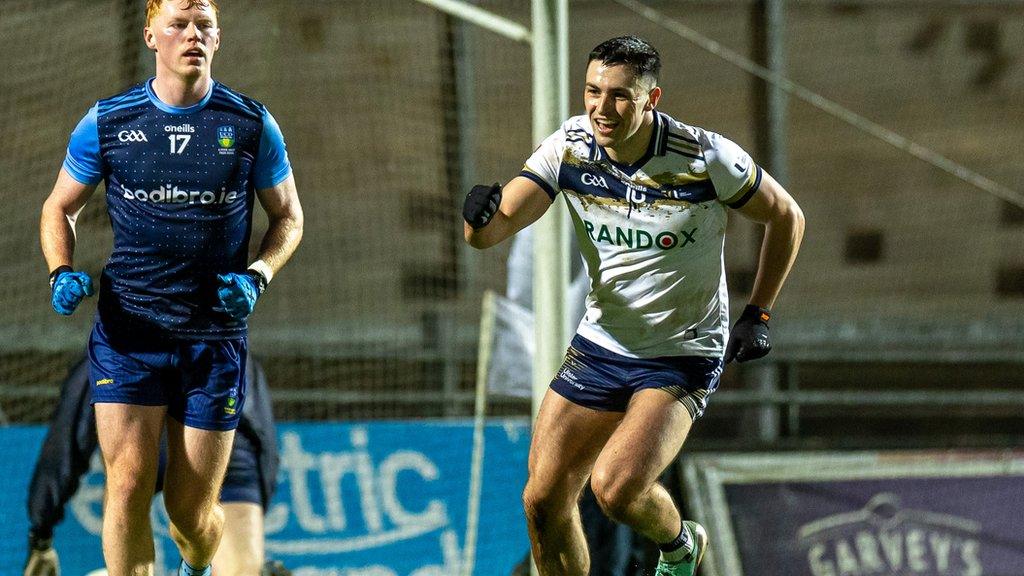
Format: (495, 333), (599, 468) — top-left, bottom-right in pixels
(701, 131), (763, 208)
(253, 109), (293, 190)
(520, 124), (568, 200)
(62, 104), (103, 186)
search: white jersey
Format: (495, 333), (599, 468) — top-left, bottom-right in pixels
(521, 112), (762, 358)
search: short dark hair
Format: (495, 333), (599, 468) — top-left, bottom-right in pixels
(587, 35), (661, 87)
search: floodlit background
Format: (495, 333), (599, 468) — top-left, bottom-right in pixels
(1, 1), (1022, 574)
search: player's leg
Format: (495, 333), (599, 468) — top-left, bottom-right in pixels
(163, 420), (234, 571)
(213, 502), (263, 576)
(89, 321), (172, 576)
(589, 388), (692, 541)
(213, 427), (265, 576)
(94, 403), (166, 576)
(162, 338), (247, 574)
(523, 388), (621, 575)
(590, 389), (709, 574)
(590, 356), (721, 574)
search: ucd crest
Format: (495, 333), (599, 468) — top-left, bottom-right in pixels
(217, 125), (235, 148)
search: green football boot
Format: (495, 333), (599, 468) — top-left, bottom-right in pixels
(654, 520), (708, 576)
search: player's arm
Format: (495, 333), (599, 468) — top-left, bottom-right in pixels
(705, 129), (805, 363)
(40, 169), (96, 273)
(253, 173), (304, 278)
(217, 108), (302, 320)
(463, 176), (554, 249)
(723, 169), (805, 363)
(215, 176), (302, 320)
(732, 169), (804, 310)
(43, 104), (102, 276)
(218, 174), (303, 318)
(40, 169), (99, 315)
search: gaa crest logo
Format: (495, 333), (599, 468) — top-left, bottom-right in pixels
(217, 125), (236, 154)
(224, 385), (239, 415)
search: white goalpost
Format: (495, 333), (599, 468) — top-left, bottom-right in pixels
(412, 0), (571, 417)
(411, 2), (570, 574)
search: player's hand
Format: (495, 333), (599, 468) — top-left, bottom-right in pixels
(216, 272), (264, 320)
(261, 560), (292, 576)
(462, 182), (502, 229)
(725, 304), (772, 363)
(24, 533), (59, 576)
(49, 266), (94, 316)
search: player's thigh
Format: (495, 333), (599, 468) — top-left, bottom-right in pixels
(213, 502), (264, 576)
(163, 338), (246, 508)
(527, 388), (622, 502)
(163, 417), (235, 509)
(94, 403), (166, 489)
(591, 388), (693, 495)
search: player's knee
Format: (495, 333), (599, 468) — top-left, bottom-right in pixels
(590, 468), (642, 521)
(521, 484), (545, 523)
(164, 479), (220, 524)
(524, 473), (581, 528)
(522, 481), (564, 529)
(105, 472), (156, 513)
(166, 498), (222, 538)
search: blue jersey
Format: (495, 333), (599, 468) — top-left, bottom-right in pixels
(63, 79), (291, 340)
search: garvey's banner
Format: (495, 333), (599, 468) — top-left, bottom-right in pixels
(683, 452), (1024, 576)
(0, 421), (530, 576)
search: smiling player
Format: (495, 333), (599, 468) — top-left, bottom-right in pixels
(39, 1), (303, 574)
(462, 36), (804, 575)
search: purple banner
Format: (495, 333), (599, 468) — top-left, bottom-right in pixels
(723, 475), (1024, 576)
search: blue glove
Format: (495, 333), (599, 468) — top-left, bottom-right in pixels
(50, 267), (94, 316)
(217, 272), (265, 320)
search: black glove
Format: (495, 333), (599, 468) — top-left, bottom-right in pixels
(261, 559), (292, 576)
(725, 305), (772, 363)
(24, 532), (59, 576)
(462, 182), (502, 229)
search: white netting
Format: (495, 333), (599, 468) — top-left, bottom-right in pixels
(2, 0), (1022, 424)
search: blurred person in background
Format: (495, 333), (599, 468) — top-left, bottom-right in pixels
(38, 0), (302, 574)
(23, 354), (289, 576)
(463, 35), (804, 576)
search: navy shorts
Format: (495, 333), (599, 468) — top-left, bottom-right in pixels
(550, 334), (723, 419)
(88, 320), (248, 431)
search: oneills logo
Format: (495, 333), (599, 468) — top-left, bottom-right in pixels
(799, 494), (982, 576)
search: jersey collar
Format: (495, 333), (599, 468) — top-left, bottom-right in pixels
(593, 111), (664, 176)
(145, 77), (216, 115)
